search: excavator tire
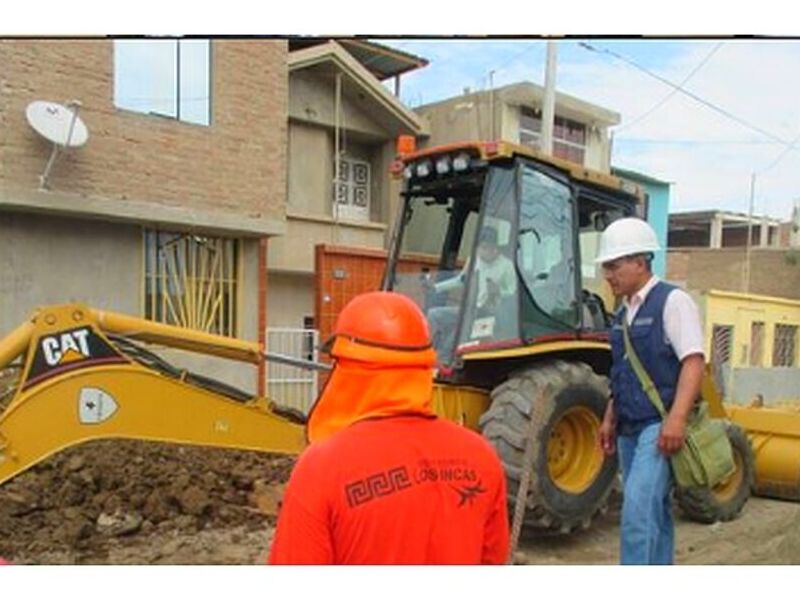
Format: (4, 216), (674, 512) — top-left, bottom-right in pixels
(479, 360), (617, 534)
(675, 421), (754, 524)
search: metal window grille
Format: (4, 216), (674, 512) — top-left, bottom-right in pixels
(773, 324), (798, 367)
(710, 324), (733, 394)
(144, 231), (239, 336)
(266, 327), (320, 414)
(334, 157), (371, 220)
(750, 321), (765, 367)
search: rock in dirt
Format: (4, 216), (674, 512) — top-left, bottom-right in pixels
(97, 511), (143, 537)
(178, 486), (211, 516)
(249, 480), (285, 516)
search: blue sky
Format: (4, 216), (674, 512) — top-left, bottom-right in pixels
(380, 38), (800, 221)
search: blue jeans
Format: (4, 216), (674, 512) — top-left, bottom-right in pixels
(617, 422), (674, 565)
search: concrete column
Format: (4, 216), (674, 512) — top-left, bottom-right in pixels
(541, 41), (557, 156)
(710, 214), (724, 248)
(759, 216), (769, 247)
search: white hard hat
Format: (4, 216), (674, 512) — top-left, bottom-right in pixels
(595, 217), (660, 264)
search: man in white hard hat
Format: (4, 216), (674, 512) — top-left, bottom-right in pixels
(596, 217), (705, 565)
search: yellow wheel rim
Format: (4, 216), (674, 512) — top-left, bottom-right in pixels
(712, 444), (744, 502)
(547, 405), (603, 494)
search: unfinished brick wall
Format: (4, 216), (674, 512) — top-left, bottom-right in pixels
(0, 39), (287, 220)
(668, 248), (800, 300)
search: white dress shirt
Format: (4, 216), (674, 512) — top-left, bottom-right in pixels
(624, 276), (705, 361)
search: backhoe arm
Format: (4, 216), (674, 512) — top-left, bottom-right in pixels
(0, 304), (311, 486)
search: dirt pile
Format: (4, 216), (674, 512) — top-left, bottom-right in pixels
(0, 439), (295, 564)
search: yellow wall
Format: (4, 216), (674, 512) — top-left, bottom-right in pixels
(703, 290), (800, 368)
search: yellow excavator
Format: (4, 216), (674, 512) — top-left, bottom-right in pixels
(1, 141), (798, 536)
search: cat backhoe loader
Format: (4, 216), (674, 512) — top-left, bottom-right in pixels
(0, 141), (795, 536)
(378, 140), (784, 530)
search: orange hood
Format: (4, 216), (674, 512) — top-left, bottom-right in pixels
(306, 337), (437, 444)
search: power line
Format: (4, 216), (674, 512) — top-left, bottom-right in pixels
(616, 138), (782, 146)
(758, 127), (800, 175)
(489, 42), (544, 78)
(580, 42), (800, 153)
(615, 42), (723, 133)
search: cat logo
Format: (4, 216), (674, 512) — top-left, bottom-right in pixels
(23, 325), (125, 391)
(41, 328), (91, 366)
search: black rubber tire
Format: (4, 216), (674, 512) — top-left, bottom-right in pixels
(675, 421), (754, 524)
(479, 360), (618, 534)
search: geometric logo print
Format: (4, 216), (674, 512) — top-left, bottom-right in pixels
(450, 480), (487, 507)
(345, 466), (413, 508)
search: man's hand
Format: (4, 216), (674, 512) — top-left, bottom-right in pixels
(658, 412), (687, 456)
(599, 401), (616, 456)
(659, 354), (703, 456)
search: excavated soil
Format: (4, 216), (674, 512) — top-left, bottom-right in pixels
(0, 439), (293, 565)
(2, 436), (799, 565)
(3, 369), (800, 565)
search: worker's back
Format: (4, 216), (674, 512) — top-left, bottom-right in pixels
(268, 415), (508, 565)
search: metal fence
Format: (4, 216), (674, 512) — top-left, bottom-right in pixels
(710, 324), (734, 396)
(266, 327), (320, 415)
(773, 324), (798, 367)
(710, 321), (800, 404)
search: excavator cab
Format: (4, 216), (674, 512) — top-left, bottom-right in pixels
(384, 141), (634, 375)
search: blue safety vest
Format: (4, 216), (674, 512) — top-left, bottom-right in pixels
(609, 281), (682, 436)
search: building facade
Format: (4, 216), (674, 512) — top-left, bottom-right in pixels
(414, 81), (619, 173)
(702, 289), (800, 405)
(0, 39), (288, 392)
(267, 41), (427, 330)
(669, 210), (783, 249)
(666, 209), (800, 301)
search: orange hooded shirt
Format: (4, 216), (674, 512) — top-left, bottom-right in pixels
(268, 340), (509, 565)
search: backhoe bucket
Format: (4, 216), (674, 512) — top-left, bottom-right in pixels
(726, 404), (800, 501)
(701, 364), (800, 502)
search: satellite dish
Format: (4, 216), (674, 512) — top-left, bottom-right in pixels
(26, 100), (89, 147)
(24, 99), (89, 189)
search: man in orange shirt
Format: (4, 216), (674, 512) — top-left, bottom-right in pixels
(268, 291), (509, 565)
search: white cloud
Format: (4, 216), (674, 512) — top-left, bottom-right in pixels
(396, 39), (800, 220)
(562, 41), (800, 219)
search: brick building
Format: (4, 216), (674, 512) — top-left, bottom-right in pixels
(0, 39), (288, 392)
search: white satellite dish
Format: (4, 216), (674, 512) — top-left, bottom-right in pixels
(26, 100), (89, 147)
(24, 99), (89, 188)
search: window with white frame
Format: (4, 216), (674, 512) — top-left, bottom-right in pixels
(114, 39), (211, 126)
(334, 157), (371, 221)
(519, 106), (587, 165)
(144, 230), (239, 336)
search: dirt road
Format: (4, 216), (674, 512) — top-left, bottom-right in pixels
(2, 439), (799, 565)
(514, 494), (800, 565)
